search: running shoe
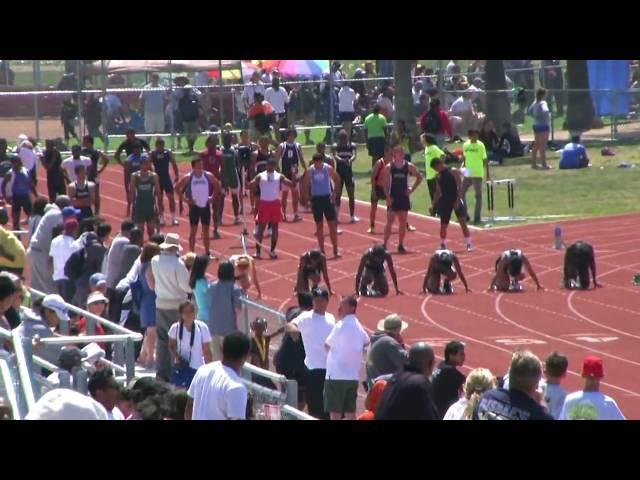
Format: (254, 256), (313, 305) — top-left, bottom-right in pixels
(398, 245), (407, 254)
(159, 216), (166, 227)
(337, 228), (343, 235)
(406, 223), (416, 232)
(367, 226), (375, 234)
(253, 252), (262, 260)
(206, 253), (217, 261)
(213, 230), (221, 240)
(172, 217), (179, 226)
(234, 217), (241, 225)
(293, 214), (302, 222)
(467, 243), (473, 252)
(442, 280), (454, 294)
(333, 250), (342, 258)
(269, 250), (278, 259)
(350, 216), (360, 224)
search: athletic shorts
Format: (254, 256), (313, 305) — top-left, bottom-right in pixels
(390, 194), (411, 213)
(336, 161), (354, 188)
(438, 198), (467, 225)
(372, 185), (386, 202)
(158, 174), (174, 194)
(257, 199), (283, 225)
(339, 111), (356, 123)
(189, 204), (211, 226)
(281, 166), (300, 192)
(12, 193), (32, 217)
(324, 379), (358, 414)
(311, 195), (336, 223)
(303, 268), (321, 281)
(133, 204), (156, 224)
(78, 207), (93, 220)
(533, 124), (550, 134)
(367, 137), (386, 163)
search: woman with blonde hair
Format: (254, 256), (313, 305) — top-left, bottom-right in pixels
(443, 368), (496, 420)
(229, 254), (262, 299)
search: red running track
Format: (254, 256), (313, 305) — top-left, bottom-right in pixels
(46, 164), (640, 419)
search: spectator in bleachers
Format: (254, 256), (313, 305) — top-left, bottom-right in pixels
(16, 294), (68, 365)
(479, 119), (505, 166)
(431, 340), (467, 419)
(88, 368), (124, 420)
(377, 86), (394, 120)
(49, 218), (80, 302)
(73, 223), (112, 308)
(26, 388), (108, 420)
(357, 378), (388, 420)
(28, 196), (48, 239)
(0, 275), (17, 331)
(104, 221), (135, 296)
(0, 208), (26, 277)
(148, 234), (191, 381)
(248, 317), (284, 388)
(542, 351), (569, 419)
(444, 368), (496, 420)
(28, 195), (74, 294)
(242, 72), (266, 118)
(264, 77), (290, 140)
(420, 98), (452, 148)
(0, 272), (27, 330)
(137, 242), (160, 369)
(189, 254), (210, 324)
(366, 314), (408, 389)
(206, 261), (243, 362)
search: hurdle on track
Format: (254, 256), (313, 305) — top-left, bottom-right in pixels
(485, 178), (525, 227)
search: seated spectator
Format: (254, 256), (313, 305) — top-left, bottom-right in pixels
(449, 91), (483, 138)
(25, 388), (108, 420)
(357, 377), (388, 420)
(366, 314), (408, 389)
(542, 351), (569, 419)
(88, 368), (125, 420)
(432, 340), (467, 419)
(77, 291), (109, 350)
(0, 208), (26, 276)
(89, 273), (107, 296)
(444, 368), (496, 420)
(479, 119), (506, 165)
(0, 272), (27, 331)
(45, 346), (86, 390)
(559, 136), (590, 169)
(499, 122), (526, 158)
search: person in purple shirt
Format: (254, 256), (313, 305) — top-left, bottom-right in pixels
(2, 155), (37, 231)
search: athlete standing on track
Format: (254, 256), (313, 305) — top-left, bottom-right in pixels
(220, 133), (242, 225)
(421, 134), (445, 215)
(130, 156), (161, 240)
(422, 248), (469, 294)
(302, 153), (342, 258)
(1, 155), (36, 231)
(247, 158), (293, 259)
(176, 158), (220, 259)
(489, 249), (543, 292)
(249, 136), (273, 214)
(295, 249), (334, 295)
(563, 241), (601, 290)
(200, 134), (224, 239)
(236, 130), (256, 211)
(115, 129), (150, 208)
(81, 135), (109, 216)
(276, 129), (306, 223)
(123, 142), (147, 219)
(430, 157), (473, 252)
(381, 143), (423, 254)
(150, 138), (180, 226)
(332, 129), (358, 224)
(355, 244), (401, 297)
(67, 164), (96, 221)
(368, 145), (391, 234)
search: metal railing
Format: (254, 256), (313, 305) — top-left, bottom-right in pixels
(0, 354), (20, 419)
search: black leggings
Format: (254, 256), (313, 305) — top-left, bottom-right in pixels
(304, 368), (329, 419)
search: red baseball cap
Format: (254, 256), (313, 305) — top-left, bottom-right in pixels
(582, 355), (604, 379)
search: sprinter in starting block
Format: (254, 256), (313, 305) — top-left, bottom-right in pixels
(489, 249), (543, 292)
(422, 248), (470, 294)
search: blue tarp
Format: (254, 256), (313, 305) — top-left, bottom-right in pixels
(587, 60), (631, 116)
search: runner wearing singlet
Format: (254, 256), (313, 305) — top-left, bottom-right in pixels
(236, 130), (256, 210)
(295, 249), (333, 295)
(67, 164), (96, 221)
(124, 143), (147, 218)
(176, 158), (220, 258)
(220, 133), (241, 225)
(1, 155), (36, 231)
(200, 134), (224, 239)
(150, 138), (180, 226)
(81, 135), (109, 216)
(422, 249), (469, 295)
(299, 142), (334, 213)
(563, 241), (601, 290)
(368, 145), (392, 234)
(130, 156), (161, 240)
(276, 129), (306, 223)
(249, 136), (274, 213)
(381, 144), (423, 254)
(354, 244), (401, 297)
(301, 153), (342, 258)
(489, 248), (543, 292)
(247, 157), (293, 259)
(331, 129), (358, 224)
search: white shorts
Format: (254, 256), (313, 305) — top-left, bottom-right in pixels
(144, 112), (165, 134)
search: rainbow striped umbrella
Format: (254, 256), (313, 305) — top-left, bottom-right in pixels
(250, 60), (329, 79)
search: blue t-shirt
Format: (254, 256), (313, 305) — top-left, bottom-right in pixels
(473, 388), (554, 420)
(559, 143), (586, 169)
(194, 278), (209, 321)
(12, 167), (31, 196)
(206, 280), (244, 336)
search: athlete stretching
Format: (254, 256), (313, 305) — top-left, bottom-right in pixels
(489, 249), (543, 292)
(563, 241), (601, 289)
(422, 248), (469, 294)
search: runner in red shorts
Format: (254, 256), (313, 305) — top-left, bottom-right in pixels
(247, 158), (293, 259)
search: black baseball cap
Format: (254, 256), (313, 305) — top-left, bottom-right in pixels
(312, 287), (329, 299)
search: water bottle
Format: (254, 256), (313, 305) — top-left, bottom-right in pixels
(554, 226), (564, 250)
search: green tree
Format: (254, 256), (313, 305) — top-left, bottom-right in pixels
(566, 60), (597, 133)
(485, 60), (511, 134)
(393, 60), (417, 151)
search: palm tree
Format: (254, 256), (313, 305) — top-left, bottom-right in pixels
(566, 60), (597, 134)
(393, 60), (417, 151)
(484, 60), (511, 134)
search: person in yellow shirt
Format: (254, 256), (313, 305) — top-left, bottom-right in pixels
(461, 129), (490, 225)
(0, 207), (26, 276)
(422, 134), (445, 215)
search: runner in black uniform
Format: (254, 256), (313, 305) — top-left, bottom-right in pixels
(81, 135), (109, 215)
(295, 249), (334, 294)
(489, 249), (543, 292)
(355, 244), (401, 297)
(39, 139), (66, 202)
(150, 138), (180, 226)
(276, 129), (306, 222)
(368, 145), (391, 234)
(563, 241), (601, 290)
(382, 144), (423, 254)
(67, 164), (95, 220)
(422, 249), (470, 294)
(236, 129), (256, 212)
(114, 128), (150, 202)
(332, 129), (358, 224)
(430, 157), (472, 252)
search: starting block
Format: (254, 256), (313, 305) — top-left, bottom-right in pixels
(509, 281), (523, 292)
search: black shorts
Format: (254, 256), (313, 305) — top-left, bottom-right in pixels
(336, 161), (354, 188)
(303, 267), (321, 281)
(12, 193), (32, 217)
(367, 137), (386, 164)
(390, 194), (411, 213)
(372, 185), (386, 202)
(339, 111), (356, 123)
(189, 204), (211, 226)
(158, 174), (174, 194)
(438, 198), (467, 225)
(311, 195), (336, 223)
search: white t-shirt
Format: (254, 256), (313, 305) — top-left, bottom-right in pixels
(264, 87), (289, 114)
(325, 315), (369, 380)
(292, 310), (336, 370)
(107, 406), (125, 420)
(338, 87), (356, 113)
(543, 382), (567, 420)
(188, 361), (248, 420)
(443, 398), (471, 420)
(49, 234), (81, 281)
(168, 320), (212, 370)
(257, 171), (282, 202)
(62, 156), (92, 183)
(449, 97), (473, 116)
(18, 147), (38, 171)
(559, 390), (626, 420)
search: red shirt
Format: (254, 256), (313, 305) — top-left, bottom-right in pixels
(200, 148), (223, 178)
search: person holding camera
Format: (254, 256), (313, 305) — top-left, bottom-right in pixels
(168, 300), (213, 389)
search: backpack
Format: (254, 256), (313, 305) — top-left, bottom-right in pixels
(179, 91), (200, 122)
(421, 108), (442, 134)
(64, 247), (86, 282)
